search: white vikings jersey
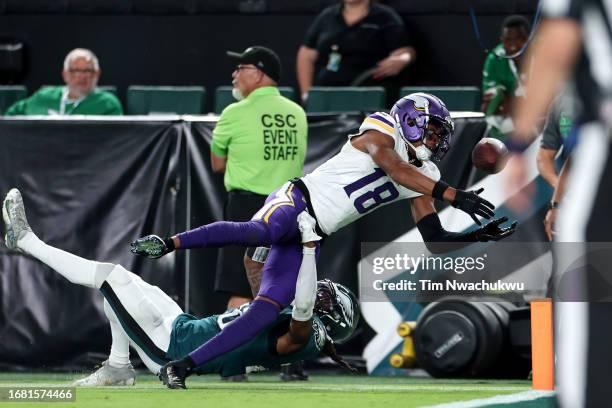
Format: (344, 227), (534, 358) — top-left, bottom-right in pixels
(302, 112), (441, 235)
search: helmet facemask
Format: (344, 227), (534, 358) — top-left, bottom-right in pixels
(314, 279), (360, 344)
(390, 93), (454, 162)
(421, 116), (453, 161)
(397, 114), (453, 162)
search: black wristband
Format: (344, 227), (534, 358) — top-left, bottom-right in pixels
(432, 180), (450, 200)
(164, 237), (176, 251)
(550, 201), (560, 209)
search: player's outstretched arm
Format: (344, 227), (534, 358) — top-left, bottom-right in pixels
(411, 195), (517, 253)
(358, 131), (496, 225)
(358, 130), (438, 195)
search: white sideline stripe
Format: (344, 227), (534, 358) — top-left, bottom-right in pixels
(425, 390), (555, 408)
(0, 382), (529, 393)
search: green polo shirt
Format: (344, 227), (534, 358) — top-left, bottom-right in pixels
(5, 86), (123, 116)
(481, 44), (519, 115)
(211, 86), (308, 195)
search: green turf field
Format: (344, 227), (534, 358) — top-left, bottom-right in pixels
(0, 372), (543, 408)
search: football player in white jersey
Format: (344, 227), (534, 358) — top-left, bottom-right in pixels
(130, 93), (516, 385)
(301, 92), (516, 238)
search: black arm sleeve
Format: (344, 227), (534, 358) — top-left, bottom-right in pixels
(416, 213), (478, 253)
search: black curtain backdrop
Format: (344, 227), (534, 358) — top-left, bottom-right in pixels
(0, 114), (486, 369)
(0, 118), (182, 369)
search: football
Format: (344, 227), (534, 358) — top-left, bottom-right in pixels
(471, 137), (509, 174)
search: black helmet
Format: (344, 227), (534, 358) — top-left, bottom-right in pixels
(314, 279), (360, 344)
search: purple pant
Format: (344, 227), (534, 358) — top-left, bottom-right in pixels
(176, 182), (309, 306)
(178, 183), (315, 367)
(251, 183), (310, 306)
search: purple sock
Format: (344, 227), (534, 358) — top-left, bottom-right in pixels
(177, 220), (273, 249)
(188, 299), (279, 366)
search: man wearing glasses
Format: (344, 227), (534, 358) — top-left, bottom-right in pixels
(4, 48), (122, 116)
(209, 45), (308, 380)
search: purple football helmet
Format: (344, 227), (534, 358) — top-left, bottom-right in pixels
(389, 93), (454, 161)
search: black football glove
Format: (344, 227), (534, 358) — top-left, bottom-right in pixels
(471, 216), (517, 241)
(158, 356), (195, 389)
(130, 235), (175, 259)
(452, 187), (495, 226)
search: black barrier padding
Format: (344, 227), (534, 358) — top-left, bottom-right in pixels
(181, 121), (231, 317)
(0, 119), (181, 369)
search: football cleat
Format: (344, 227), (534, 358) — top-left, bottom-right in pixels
(71, 360), (136, 387)
(280, 361), (309, 381)
(158, 363), (187, 389)
(2, 188), (32, 252)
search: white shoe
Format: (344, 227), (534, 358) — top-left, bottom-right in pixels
(72, 360), (136, 387)
(2, 188), (32, 252)
(297, 211), (322, 243)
